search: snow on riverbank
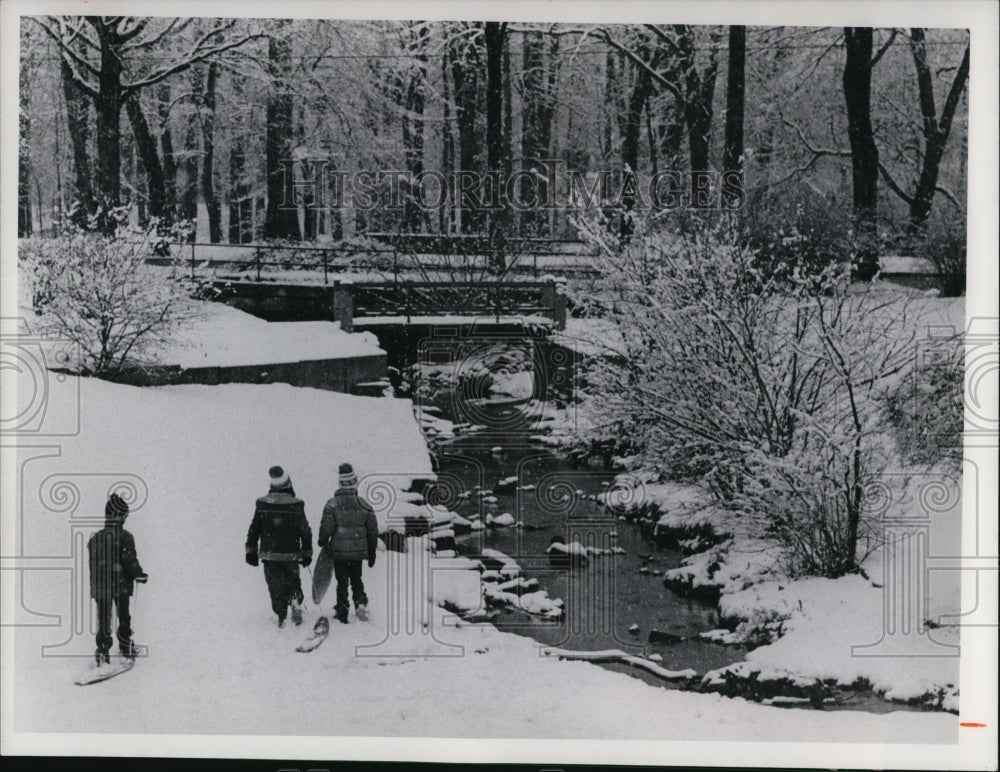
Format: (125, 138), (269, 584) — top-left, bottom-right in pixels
(157, 301), (384, 367)
(4, 375), (964, 759)
(602, 468), (964, 712)
(533, 292), (973, 712)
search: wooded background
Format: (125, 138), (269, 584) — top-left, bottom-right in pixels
(18, 18), (969, 249)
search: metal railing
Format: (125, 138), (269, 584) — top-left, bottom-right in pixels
(150, 237), (599, 283)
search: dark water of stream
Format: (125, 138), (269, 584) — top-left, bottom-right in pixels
(429, 399), (749, 681)
(378, 330), (934, 713)
(421, 397), (928, 713)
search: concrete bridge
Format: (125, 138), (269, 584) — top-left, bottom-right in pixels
(209, 278), (567, 332)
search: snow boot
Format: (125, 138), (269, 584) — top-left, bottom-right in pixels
(95, 648), (111, 667)
(313, 616), (330, 635)
(120, 641), (139, 660)
(355, 604), (368, 622)
(334, 607), (349, 624)
(277, 611), (287, 628)
(290, 601), (303, 626)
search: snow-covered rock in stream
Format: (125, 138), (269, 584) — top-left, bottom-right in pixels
(486, 512), (516, 527)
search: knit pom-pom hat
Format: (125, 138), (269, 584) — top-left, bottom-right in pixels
(338, 463), (358, 488)
(269, 465), (293, 492)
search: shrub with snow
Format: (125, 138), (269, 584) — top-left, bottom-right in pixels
(574, 220), (930, 578)
(20, 221), (188, 376)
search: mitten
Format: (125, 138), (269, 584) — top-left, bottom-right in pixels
(367, 554), (376, 569)
(245, 551), (259, 567)
(301, 552), (312, 568)
(135, 573), (149, 584)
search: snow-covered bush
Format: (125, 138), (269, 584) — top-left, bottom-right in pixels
(886, 336), (964, 466)
(20, 225), (187, 377)
(574, 219), (922, 578)
(739, 187), (856, 282)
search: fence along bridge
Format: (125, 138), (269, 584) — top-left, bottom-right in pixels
(208, 277), (567, 331)
(164, 234), (578, 330)
(155, 233), (598, 283)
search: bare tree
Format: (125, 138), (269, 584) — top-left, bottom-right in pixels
(34, 15), (260, 231)
(520, 29), (560, 236)
(723, 25), (746, 178)
(904, 29), (969, 233)
(263, 22), (300, 240)
(843, 28), (880, 267)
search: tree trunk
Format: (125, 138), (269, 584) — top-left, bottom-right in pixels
(601, 51), (617, 202)
(908, 29), (970, 232)
(179, 116), (199, 241)
(228, 136), (252, 244)
(18, 66), (32, 236)
(656, 104), (685, 199)
(723, 25), (746, 177)
(678, 26), (719, 174)
(158, 83), (177, 225)
(450, 29), (485, 233)
(400, 25), (428, 232)
(485, 21), (507, 249)
(200, 62), (223, 242)
(298, 106), (316, 242)
(521, 31), (559, 236)
(264, 31), (301, 240)
(502, 31), (513, 183)
(125, 96), (167, 222)
(94, 27), (124, 230)
(843, 28), (879, 273)
(622, 68), (652, 179)
(61, 59), (94, 227)
(441, 46), (454, 235)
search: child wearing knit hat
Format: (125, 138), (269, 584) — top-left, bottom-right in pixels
(245, 466), (313, 627)
(88, 493), (148, 665)
(312, 463), (379, 628)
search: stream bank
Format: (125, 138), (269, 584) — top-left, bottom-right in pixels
(379, 333), (954, 715)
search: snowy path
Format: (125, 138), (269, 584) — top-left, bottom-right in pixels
(8, 378), (958, 747)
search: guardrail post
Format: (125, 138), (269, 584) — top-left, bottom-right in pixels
(190, 241), (196, 280)
(255, 246), (262, 282)
(332, 280), (353, 333)
(323, 249), (329, 285)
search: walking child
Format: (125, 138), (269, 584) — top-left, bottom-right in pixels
(88, 493), (148, 666)
(313, 463), (379, 629)
(246, 466), (312, 627)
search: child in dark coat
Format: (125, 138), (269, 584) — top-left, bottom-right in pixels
(314, 463), (379, 626)
(88, 493), (148, 665)
(246, 466), (313, 627)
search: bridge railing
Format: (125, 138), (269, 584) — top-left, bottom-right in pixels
(346, 280), (566, 329)
(212, 278), (566, 331)
(150, 238), (598, 282)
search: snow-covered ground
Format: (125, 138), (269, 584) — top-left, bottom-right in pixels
(158, 301), (384, 368)
(592, 427), (965, 710)
(2, 292), (993, 768)
(0, 374), (971, 759)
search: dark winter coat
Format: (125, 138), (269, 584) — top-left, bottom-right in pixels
(318, 488), (379, 562)
(246, 491), (313, 563)
(88, 525), (144, 599)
